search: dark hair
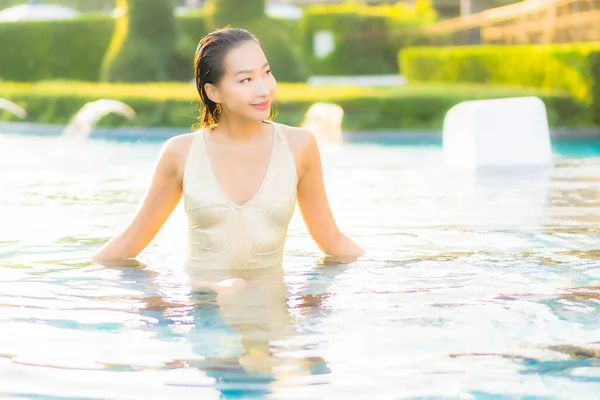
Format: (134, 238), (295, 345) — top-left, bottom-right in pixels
(193, 27), (258, 129)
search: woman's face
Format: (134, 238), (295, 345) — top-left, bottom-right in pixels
(208, 40), (277, 122)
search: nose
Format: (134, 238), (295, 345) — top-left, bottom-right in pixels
(255, 77), (269, 97)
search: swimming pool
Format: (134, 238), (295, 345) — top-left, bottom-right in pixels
(0, 133), (599, 399)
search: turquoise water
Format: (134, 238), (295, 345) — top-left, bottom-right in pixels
(0, 133), (599, 399)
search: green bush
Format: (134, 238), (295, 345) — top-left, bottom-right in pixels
(0, 13), (208, 83)
(0, 81), (587, 131)
(101, 0), (178, 82)
(170, 12), (210, 81)
(0, 0), (114, 11)
(400, 43), (600, 124)
(300, 1), (435, 76)
(0, 16), (114, 82)
(0, 9), (305, 83)
(210, 0), (266, 27)
(590, 51), (600, 124)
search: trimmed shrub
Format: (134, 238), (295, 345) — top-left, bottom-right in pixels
(210, 0), (266, 27)
(0, 16), (114, 82)
(300, 1), (435, 76)
(400, 43), (600, 124)
(0, 81), (587, 131)
(170, 12), (210, 82)
(0, 12), (211, 83)
(0, 11), (306, 83)
(590, 51), (600, 124)
(0, 0), (114, 11)
(101, 0), (177, 82)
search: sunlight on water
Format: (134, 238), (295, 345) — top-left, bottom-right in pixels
(0, 133), (599, 399)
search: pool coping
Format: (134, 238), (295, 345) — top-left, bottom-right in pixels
(1, 121), (599, 142)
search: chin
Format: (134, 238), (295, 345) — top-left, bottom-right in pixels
(250, 110), (271, 121)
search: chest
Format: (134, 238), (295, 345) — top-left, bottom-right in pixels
(205, 137), (274, 208)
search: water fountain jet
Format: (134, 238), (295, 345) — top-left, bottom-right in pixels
(0, 99), (27, 120)
(61, 99), (136, 140)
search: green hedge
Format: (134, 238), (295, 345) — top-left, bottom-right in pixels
(101, 0), (178, 82)
(0, 16), (114, 82)
(0, 12), (304, 83)
(170, 12), (210, 82)
(0, 81), (587, 131)
(0, 1), (438, 82)
(211, 0), (266, 27)
(300, 1), (435, 76)
(400, 43), (600, 124)
(0, 0), (113, 11)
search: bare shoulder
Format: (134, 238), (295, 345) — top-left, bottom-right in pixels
(278, 123), (317, 156)
(160, 132), (197, 177)
(164, 132), (195, 154)
(277, 123), (320, 179)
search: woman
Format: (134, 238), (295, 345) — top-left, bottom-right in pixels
(92, 27), (364, 269)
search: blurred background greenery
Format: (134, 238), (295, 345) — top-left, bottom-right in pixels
(0, 0), (598, 131)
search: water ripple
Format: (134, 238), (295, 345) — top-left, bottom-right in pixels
(0, 135), (599, 399)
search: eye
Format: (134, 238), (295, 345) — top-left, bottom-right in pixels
(240, 77), (251, 83)
(265, 69), (272, 75)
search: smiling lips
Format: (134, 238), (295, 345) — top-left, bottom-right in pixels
(252, 100), (270, 111)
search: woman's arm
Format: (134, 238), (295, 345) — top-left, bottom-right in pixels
(92, 138), (184, 262)
(296, 130), (364, 258)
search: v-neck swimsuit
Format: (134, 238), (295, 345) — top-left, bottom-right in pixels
(182, 122), (297, 270)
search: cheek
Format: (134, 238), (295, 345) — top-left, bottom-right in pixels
(223, 84), (252, 103)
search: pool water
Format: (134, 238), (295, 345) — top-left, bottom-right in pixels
(0, 133), (599, 399)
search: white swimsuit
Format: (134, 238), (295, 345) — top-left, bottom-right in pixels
(182, 122), (297, 270)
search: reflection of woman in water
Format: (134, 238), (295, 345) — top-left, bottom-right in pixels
(92, 27), (363, 381)
(104, 258), (341, 396)
(93, 26), (364, 269)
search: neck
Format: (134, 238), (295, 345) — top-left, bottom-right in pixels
(213, 115), (270, 141)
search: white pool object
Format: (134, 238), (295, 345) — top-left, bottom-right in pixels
(442, 97), (552, 169)
(301, 102), (344, 146)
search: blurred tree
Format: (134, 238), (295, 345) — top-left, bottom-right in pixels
(100, 0), (177, 82)
(0, 0), (193, 11)
(434, 0), (522, 18)
(0, 0), (113, 11)
(211, 0), (265, 27)
(492, 0), (522, 5)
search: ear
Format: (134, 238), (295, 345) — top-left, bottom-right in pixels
(204, 83), (221, 104)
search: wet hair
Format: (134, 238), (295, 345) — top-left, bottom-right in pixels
(193, 27), (258, 129)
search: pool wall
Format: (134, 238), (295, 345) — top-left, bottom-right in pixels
(1, 121), (599, 143)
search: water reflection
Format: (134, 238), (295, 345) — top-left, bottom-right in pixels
(91, 259), (342, 398)
(450, 345), (600, 382)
